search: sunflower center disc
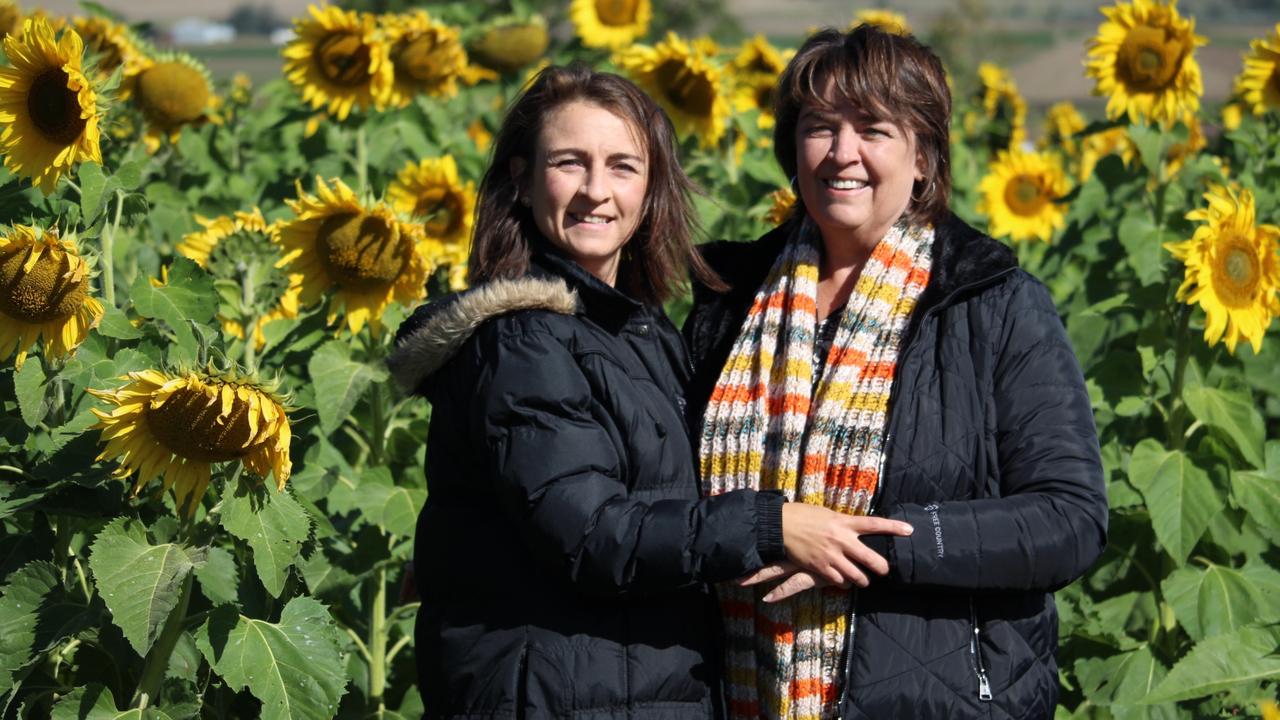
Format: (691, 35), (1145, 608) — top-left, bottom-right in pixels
(315, 212), (408, 289)
(146, 384), (265, 463)
(596, 0), (639, 26)
(1216, 243), (1259, 304)
(415, 188), (464, 239)
(0, 246), (88, 323)
(754, 81), (774, 111)
(396, 35), (454, 83)
(315, 32), (372, 87)
(1004, 175), (1046, 215)
(27, 69), (87, 145)
(654, 59), (714, 117)
(1118, 25), (1183, 91)
(136, 62), (209, 128)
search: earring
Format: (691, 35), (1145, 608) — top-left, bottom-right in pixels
(520, 195), (531, 206)
(789, 175), (799, 192)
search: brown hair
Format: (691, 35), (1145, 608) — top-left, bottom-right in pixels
(468, 62), (723, 303)
(773, 25), (952, 228)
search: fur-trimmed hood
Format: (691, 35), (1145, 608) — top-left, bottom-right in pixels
(387, 277), (579, 395)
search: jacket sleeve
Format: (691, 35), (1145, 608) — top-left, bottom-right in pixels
(469, 325), (785, 595)
(878, 274), (1109, 592)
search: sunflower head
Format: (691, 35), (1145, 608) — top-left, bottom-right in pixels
(765, 186), (796, 226)
(0, 2), (22, 38)
(1037, 101), (1087, 156)
(1085, 0), (1206, 126)
(613, 32), (730, 148)
(388, 156), (476, 250)
(1078, 124), (1136, 180)
(973, 62), (1027, 148)
(0, 17), (103, 194)
(0, 225), (103, 369)
(90, 364), (293, 516)
(1165, 184), (1280, 354)
(852, 9), (912, 36)
(282, 5), (392, 121)
(385, 10), (492, 106)
(72, 15), (147, 80)
(571, 0), (651, 50)
(1232, 23), (1280, 117)
(469, 15), (549, 74)
(977, 149), (1071, 244)
(278, 177), (434, 335)
(126, 53), (215, 146)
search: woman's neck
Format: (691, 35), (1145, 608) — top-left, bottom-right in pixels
(815, 228), (878, 320)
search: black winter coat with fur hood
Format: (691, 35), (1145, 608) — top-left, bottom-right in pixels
(682, 214), (1109, 719)
(387, 245), (786, 720)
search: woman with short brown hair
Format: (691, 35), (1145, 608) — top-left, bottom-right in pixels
(389, 62), (912, 719)
(685, 27), (1108, 718)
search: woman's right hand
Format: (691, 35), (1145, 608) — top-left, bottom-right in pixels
(769, 503), (913, 589)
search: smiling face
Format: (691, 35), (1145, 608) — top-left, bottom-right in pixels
(513, 100), (649, 286)
(795, 93), (922, 251)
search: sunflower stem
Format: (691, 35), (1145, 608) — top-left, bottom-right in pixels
(101, 189), (124, 308)
(368, 564), (388, 713)
(1167, 304), (1193, 451)
(131, 571), (194, 708)
(241, 263), (257, 372)
(355, 124), (369, 197)
(369, 381), (387, 467)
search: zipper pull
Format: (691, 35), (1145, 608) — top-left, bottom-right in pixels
(977, 671), (992, 701)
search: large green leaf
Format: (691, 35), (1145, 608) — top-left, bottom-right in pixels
(221, 484), (310, 598)
(50, 684), (173, 720)
(95, 306), (143, 340)
(307, 340), (387, 435)
(1143, 625), (1280, 703)
(1128, 440), (1222, 564)
(193, 546), (239, 607)
(1231, 441), (1280, 530)
(355, 467), (425, 538)
(195, 598), (347, 720)
(1162, 563), (1270, 642)
(1182, 385), (1265, 468)
(129, 257), (216, 359)
(0, 561), (60, 693)
(1117, 213), (1172, 287)
(14, 359), (46, 429)
(1075, 644), (1167, 705)
(88, 518), (197, 656)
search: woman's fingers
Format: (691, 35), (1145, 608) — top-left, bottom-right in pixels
(763, 571), (819, 603)
(848, 516), (914, 537)
(738, 561), (797, 587)
(830, 554), (869, 588)
(847, 540), (891, 576)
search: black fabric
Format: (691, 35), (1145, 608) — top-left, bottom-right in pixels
(683, 213), (1108, 719)
(397, 245), (786, 719)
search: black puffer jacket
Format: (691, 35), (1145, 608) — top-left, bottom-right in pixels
(683, 214), (1108, 719)
(388, 246), (785, 719)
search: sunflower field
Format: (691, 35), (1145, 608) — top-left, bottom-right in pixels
(0, 0), (1277, 717)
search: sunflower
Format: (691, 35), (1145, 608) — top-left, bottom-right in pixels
(976, 62), (1027, 147)
(1163, 112), (1205, 178)
(614, 32), (730, 148)
(1078, 125), (1136, 181)
(277, 177), (434, 336)
(1085, 0), (1205, 126)
(89, 366), (292, 517)
(384, 10), (493, 107)
(282, 5), (391, 121)
(730, 36), (785, 129)
(0, 2), (21, 38)
(0, 225), (102, 370)
(0, 18), (102, 195)
(977, 150), (1070, 244)
(1164, 184), (1280, 354)
(125, 53), (217, 150)
(765, 186), (796, 226)
(852, 9), (911, 36)
(387, 156), (475, 253)
(570, 0), (651, 50)
(1221, 102), (1243, 131)
(71, 15), (147, 80)
(1037, 101), (1087, 157)
(1232, 23), (1280, 117)
(467, 117), (492, 152)
(732, 34), (786, 76)
(469, 15), (549, 75)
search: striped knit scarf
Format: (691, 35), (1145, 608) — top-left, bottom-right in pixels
(699, 219), (934, 719)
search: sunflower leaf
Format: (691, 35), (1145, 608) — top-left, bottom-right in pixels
(1127, 440), (1222, 565)
(1162, 563), (1272, 642)
(307, 341), (385, 435)
(1074, 643), (1168, 706)
(1142, 624), (1280, 704)
(1182, 385), (1265, 469)
(0, 561), (60, 694)
(220, 483), (310, 598)
(129, 258), (216, 361)
(77, 162), (110, 224)
(95, 306), (144, 340)
(50, 683), (174, 720)
(1117, 213), (1172, 287)
(355, 468), (425, 538)
(1231, 442), (1280, 530)
(192, 546), (240, 608)
(14, 359), (47, 429)
(88, 517), (198, 657)
(194, 597), (347, 720)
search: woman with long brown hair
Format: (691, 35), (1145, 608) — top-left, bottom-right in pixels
(387, 63), (912, 719)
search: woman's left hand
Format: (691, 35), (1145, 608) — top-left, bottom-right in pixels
(739, 562), (832, 602)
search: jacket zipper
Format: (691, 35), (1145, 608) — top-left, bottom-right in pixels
(836, 267), (1016, 705)
(969, 597), (993, 701)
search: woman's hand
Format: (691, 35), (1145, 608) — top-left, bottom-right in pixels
(745, 504), (912, 597)
(739, 564), (828, 603)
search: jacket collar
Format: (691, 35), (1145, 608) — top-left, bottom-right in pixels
(530, 240), (644, 333)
